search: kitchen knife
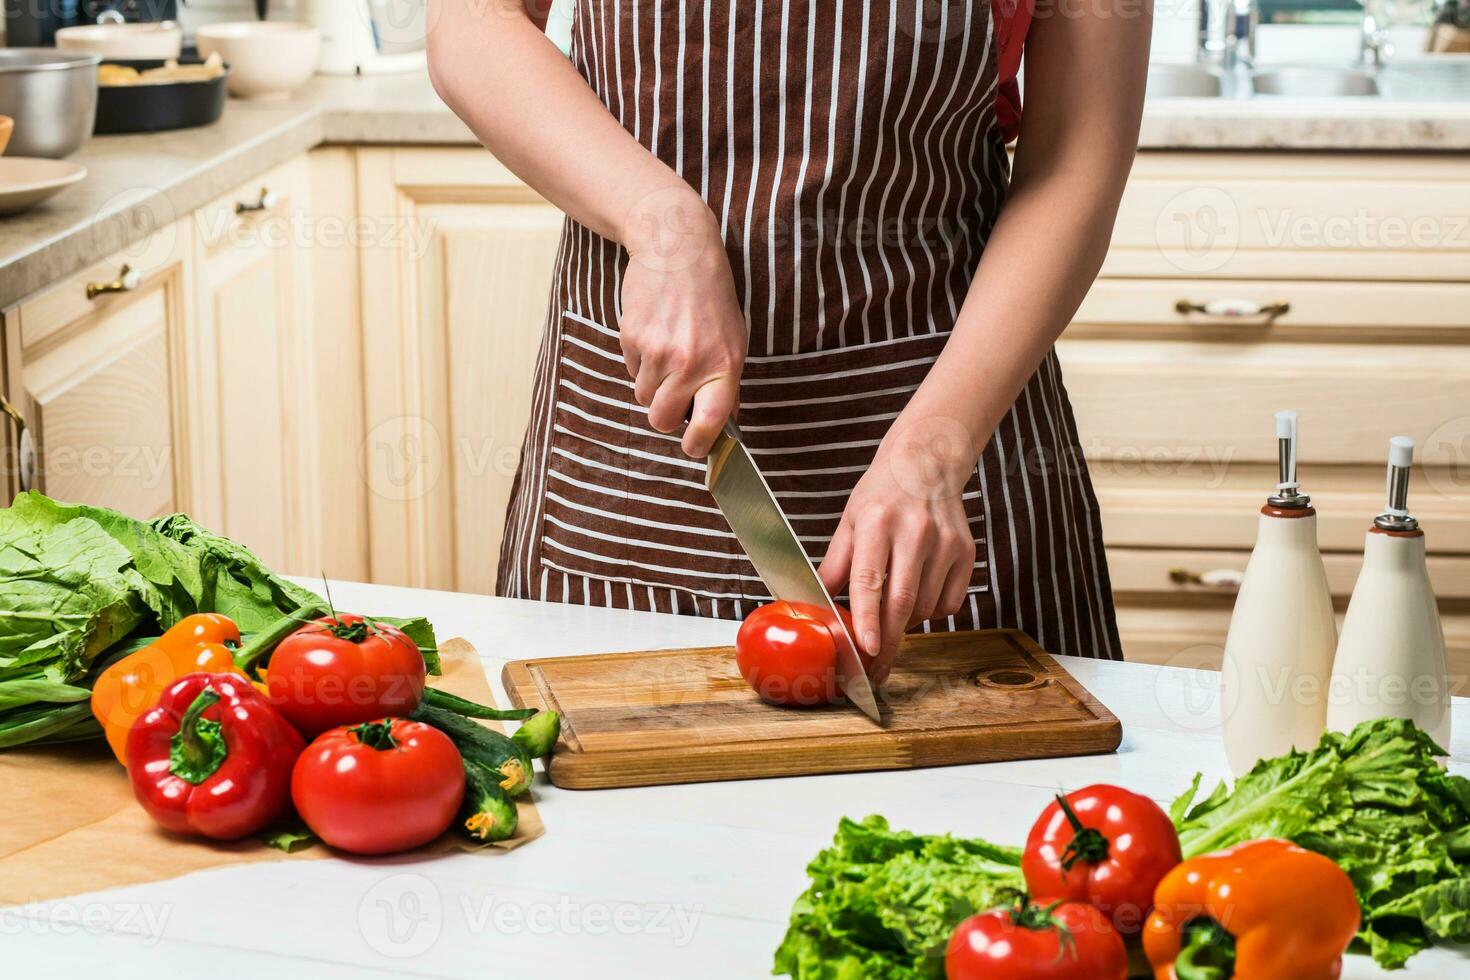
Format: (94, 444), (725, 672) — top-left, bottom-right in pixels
(705, 421), (883, 724)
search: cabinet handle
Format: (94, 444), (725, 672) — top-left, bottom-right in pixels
(1174, 298), (1290, 324)
(86, 264), (142, 300)
(0, 396), (34, 492)
(1168, 567), (1245, 590)
(235, 187), (278, 214)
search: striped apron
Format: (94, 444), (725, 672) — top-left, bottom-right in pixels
(497, 0), (1122, 661)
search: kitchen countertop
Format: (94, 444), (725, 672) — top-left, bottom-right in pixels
(3, 579), (1467, 978)
(2, 62), (1470, 311)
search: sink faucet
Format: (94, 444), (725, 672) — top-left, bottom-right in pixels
(1198, 0), (1256, 69)
(1361, 8), (1394, 67)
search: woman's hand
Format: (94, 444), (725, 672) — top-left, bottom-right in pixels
(620, 190), (747, 458)
(818, 418), (978, 682)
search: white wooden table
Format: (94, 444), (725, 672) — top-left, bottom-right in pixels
(5, 580), (1468, 978)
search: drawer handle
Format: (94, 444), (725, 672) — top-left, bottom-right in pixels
(0, 396), (34, 492)
(1175, 298), (1290, 323)
(85, 264), (141, 300)
(1169, 567), (1245, 590)
(235, 187), (278, 214)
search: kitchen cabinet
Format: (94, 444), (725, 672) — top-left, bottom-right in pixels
(1062, 152), (1470, 674)
(0, 150), (367, 581)
(186, 154), (357, 579)
(3, 223), (196, 519)
(355, 148), (562, 592)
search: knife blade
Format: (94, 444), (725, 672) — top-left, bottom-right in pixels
(705, 421), (883, 724)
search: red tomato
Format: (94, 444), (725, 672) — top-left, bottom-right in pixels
(736, 600), (863, 706)
(291, 718), (464, 855)
(1022, 784), (1182, 934)
(946, 901), (1127, 980)
(266, 614), (425, 738)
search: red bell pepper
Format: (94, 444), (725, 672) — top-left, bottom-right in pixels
(126, 672), (304, 841)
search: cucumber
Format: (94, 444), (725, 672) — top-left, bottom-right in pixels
(458, 760), (519, 843)
(411, 702), (533, 796)
(511, 709), (561, 758)
(420, 687), (537, 722)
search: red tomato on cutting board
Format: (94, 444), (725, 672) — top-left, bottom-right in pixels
(735, 600), (866, 706)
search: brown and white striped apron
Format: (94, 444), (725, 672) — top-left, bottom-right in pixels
(497, 0), (1122, 661)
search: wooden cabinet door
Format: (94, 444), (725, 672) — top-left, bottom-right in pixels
(7, 225), (193, 519)
(357, 148), (563, 592)
(189, 156), (320, 576)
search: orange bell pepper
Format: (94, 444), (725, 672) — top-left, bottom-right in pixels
(1143, 838), (1360, 980)
(90, 613), (244, 764)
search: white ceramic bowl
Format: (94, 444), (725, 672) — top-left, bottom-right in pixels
(55, 22), (183, 60)
(195, 22), (320, 101)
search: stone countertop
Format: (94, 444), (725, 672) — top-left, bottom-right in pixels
(3, 66), (1469, 310)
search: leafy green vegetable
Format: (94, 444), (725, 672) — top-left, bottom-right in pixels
(775, 721), (1470, 978)
(0, 504), (154, 682)
(773, 815), (1026, 980)
(260, 819), (318, 853)
(1172, 718), (1470, 969)
(0, 492), (441, 749)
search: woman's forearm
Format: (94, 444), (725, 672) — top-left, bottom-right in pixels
(426, 0), (705, 250)
(901, 152), (1133, 452)
(899, 0), (1151, 463)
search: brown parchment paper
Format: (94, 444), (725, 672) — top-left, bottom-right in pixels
(0, 638), (543, 905)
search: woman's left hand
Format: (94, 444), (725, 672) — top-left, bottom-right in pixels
(818, 418), (978, 682)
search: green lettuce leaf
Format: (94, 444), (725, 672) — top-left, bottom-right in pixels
(773, 816), (1025, 980)
(1173, 718), (1470, 969)
(0, 493), (441, 748)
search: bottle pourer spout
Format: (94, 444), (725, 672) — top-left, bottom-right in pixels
(1268, 410), (1310, 508)
(1376, 436), (1418, 532)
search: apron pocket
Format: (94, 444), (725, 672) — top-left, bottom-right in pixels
(537, 310), (762, 603)
(738, 333), (992, 603)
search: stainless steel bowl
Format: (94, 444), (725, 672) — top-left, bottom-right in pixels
(0, 50), (101, 159)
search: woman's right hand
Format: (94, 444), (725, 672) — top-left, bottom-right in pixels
(619, 189), (747, 459)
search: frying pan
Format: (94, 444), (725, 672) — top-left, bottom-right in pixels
(94, 56), (229, 135)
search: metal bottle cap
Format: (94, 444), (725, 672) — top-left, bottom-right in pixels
(1267, 410), (1311, 508)
(1375, 436), (1418, 532)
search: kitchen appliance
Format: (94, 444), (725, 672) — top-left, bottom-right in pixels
(502, 629), (1121, 789)
(704, 421), (881, 723)
(0, 50), (99, 158)
(298, 0), (426, 75)
(3, 0), (177, 49)
(1220, 410), (1337, 777)
(93, 57), (228, 135)
(1327, 437), (1450, 746)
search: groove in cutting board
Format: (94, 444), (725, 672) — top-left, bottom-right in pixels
(502, 629), (1121, 789)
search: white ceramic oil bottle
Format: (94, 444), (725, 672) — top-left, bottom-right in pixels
(1221, 410), (1338, 776)
(1326, 437), (1450, 747)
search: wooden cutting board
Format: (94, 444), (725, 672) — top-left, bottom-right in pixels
(502, 629), (1121, 789)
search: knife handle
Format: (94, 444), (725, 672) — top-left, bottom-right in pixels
(704, 424), (740, 490)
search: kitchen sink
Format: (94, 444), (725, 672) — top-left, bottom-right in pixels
(1146, 64), (1225, 99)
(1251, 67), (1380, 97)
